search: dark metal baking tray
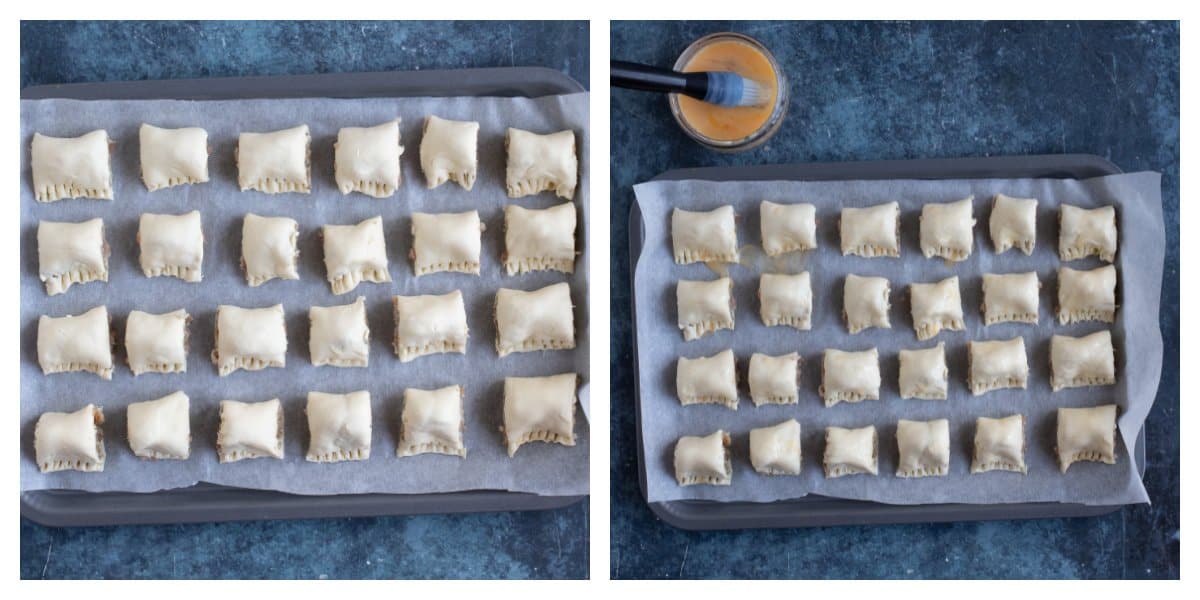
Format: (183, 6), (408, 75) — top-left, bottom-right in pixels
(21, 67), (587, 527)
(629, 154), (1147, 530)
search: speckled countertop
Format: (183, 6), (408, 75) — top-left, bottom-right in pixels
(609, 21), (1178, 579)
(19, 20), (589, 580)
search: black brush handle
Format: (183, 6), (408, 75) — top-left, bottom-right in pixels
(611, 60), (708, 100)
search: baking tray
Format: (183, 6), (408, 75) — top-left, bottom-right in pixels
(21, 67), (587, 527)
(629, 154), (1148, 530)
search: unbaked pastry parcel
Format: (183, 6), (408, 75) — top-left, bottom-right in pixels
(823, 425), (878, 478)
(138, 211), (204, 282)
(981, 272), (1040, 325)
(1050, 330), (1116, 391)
(1056, 404), (1118, 472)
(322, 216), (391, 294)
(1059, 203), (1118, 263)
(502, 372), (578, 456)
(748, 351), (800, 406)
(840, 201), (900, 257)
(750, 419), (801, 476)
(494, 282), (575, 357)
(919, 196), (976, 261)
(410, 210), (483, 276)
(241, 213), (299, 286)
(676, 348), (738, 409)
(127, 391), (191, 460)
(34, 404), (105, 473)
(420, 115), (479, 190)
(967, 337), (1028, 395)
(1057, 265), (1117, 324)
(125, 308), (189, 375)
(237, 124), (311, 194)
(37, 218), (109, 296)
(37, 305), (113, 379)
(31, 130), (113, 202)
(398, 385), (466, 458)
(393, 290), (469, 362)
(760, 200), (817, 256)
(895, 418), (950, 478)
(820, 347), (881, 407)
(676, 277), (735, 340)
(898, 342), (948, 400)
(306, 390), (372, 462)
(211, 304), (287, 376)
(217, 398), (284, 462)
(334, 120), (403, 197)
(759, 272), (812, 330)
(671, 205), (739, 265)
(674, 430), (731, 486)
(971, 414), (1027, 474)
(139, 123), (209, 191)
(843, 274), (890, 333)
(503, 202), (576, 274)
(309, 297), (370, 368)
(909, 275), (965, 340)
(989, 193), (1038, 255)
(505, 128), (578, 200)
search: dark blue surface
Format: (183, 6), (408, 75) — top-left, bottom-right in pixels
(19, 20), (589, 580)
(610, 21), (1178, 579)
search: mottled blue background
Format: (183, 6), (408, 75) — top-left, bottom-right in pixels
(610, 21), (1178, 579)
(20, 20), (589, 580)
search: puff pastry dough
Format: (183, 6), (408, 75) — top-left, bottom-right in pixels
(989, 193), (1037, 255)
(982, 272), (1040, 325)
(823, 425), (877, 478)
(139, 124), (209, 191)
(31, 130), (113, 202)
(138, 211), (204, 282)
(919, 196), (975, 261)
(843, 274), (891, 333)
(505, 128), (578, 200)
(820, 348), (881, 407)
(1050, 330), (1116, 391)
(760, 200), (817, 256)
(840, 201), (899, 257)
(909, 276), (964, 340)
(671, 205), (739, 264)
(241, 213), (299, 286)
(306, 390), (372, 462)
(237, 125), (311, 194)
(37, 218), (109, 295)
(971, 414), (1027, 474)
(504, 202), (576, 274)
(399, 385), (466, 458)
(967, 337), (1028, 395)
(1057, 265), (1117, 324)
(420, 115), (478, 190)
(1056, 404), (1117, 472)
(34, 404), (105, 472)
(1059, 204), (1117, 262)
(334, 120), (403, 197)
(896, 418), (950, 478)
(322, 216), (391, 294)
(410, 210), (483, 276)
(211, 304), (287, 376)
(217, 399), (284, 462)
(309, 297), (370, 368)
(495, 283), (575, 356)
(393, 290), (469, 362)
(677, 277), (735, 340)
(37, 306), (113, 379)
(676, 349), (738, 409)
(748, 351), (800, 406)
(750, 419), (801, 476)
(758, 272), (812, 330)
(674, 430), (731, 486)
(503, 373), (578, 456)
(125, 309), (189, 375)
(898, 342), (948, 400)
(127, 391), (190, 460)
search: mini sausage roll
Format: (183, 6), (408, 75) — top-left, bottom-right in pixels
(676, 349), (738, 409)
(211, 304), (287, 376)
(322, 216), (391, 295)
(823, 425), (877, 478)
(217, 399), (284, 462)
(393, 290), (469, 362)
(505, 128), (578, 200)
(676, 277), (734, 340)
(410, 210), (483, 276)
(1059, 204), (1117, 262)
(967, 337), (1028, 395)
(971, 414), (1027, 474)
(503, 202), (576, 275)
(750, 419), (802, 476)
(125, 309), (189, 375)
(671, 205), (739, 265)
(982, 272), (1040, 325)
(748, 351), (801, 406)
(898, 342), (948, 400)
(909, 276), (965, 340)
(840, 201), (900, 257)
(989, 193), (1037, 255)
(758, 272), (812, 330)
(138, 211), (204, 282)
(127, 391), (190, 460)
(309, 297), (370, 368)
(896, 418), (950, 478)
(920, 196), (975, 261)
(820, 348), (881, 407)
(37, 306), (113, 379)
(502, 372), (578, 456)
(760, 200), (817, 256)
(1057, 265), (1117, 324)
(139, 124), (209, 191)
(398, 385), (466, 458)
(1050, 330), (1116, 391)
(31, 130), (113, 202)
(420, 115), (479, 191)
(843, 274), (891, 334)
(236, 124), (311, 194)
(37, 218), (109, 296)
(674, 430), (731, 486)
(34, 404), (105, 473)
(334, 120), (403, 197)
(1056, 404), (1118, 472)
(241, 213), (299, 287)
(495, 282), (575, 357)
(306, 390), (372, 463)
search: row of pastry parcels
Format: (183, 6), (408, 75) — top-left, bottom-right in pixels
(30, 121), (578, 201)
(673, 197), (1118, 264)
(35, 285), (575, 379)
(31, 375), (580, 473)
(37, 206), (576, 297)
(678, 270), (1117, 342)
(674, 404), (1120, 486)
(677, 332), (1115, 409)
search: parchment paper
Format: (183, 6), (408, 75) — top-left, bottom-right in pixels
(634, 172), (1163, 505)
(21, 93), (589, 496)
